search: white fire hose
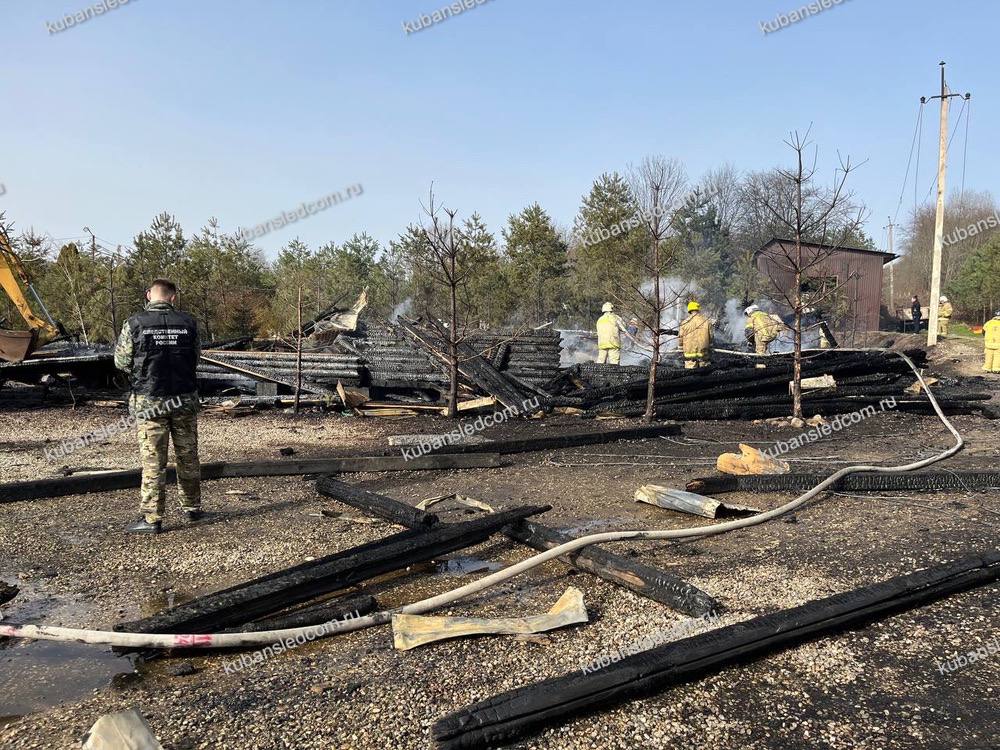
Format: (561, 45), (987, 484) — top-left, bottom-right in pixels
(0, 350), (965, 650)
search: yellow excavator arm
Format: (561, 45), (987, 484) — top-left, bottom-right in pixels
(0, 230), (62, 361)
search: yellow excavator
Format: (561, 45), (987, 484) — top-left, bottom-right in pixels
(0, 228), (65, 362)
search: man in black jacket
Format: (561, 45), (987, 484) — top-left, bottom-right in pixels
(114, 279), (202, 534)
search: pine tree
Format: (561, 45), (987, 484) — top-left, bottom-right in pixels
(503, 203), (568, 323)
(570, 172), (646, 319)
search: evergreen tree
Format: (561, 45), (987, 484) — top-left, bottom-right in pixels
(570, 172), (646, 320)
(503, 203), (568, 323)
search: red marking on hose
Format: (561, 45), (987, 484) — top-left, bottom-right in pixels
(173, 633), (214, 647)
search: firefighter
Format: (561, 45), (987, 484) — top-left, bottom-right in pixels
(745, 304), (779, 368)
(984, 311), (1000, 374)
(938, 296), (953, 337)
(677, 300), (712, 369)
(114, 278), (202, 534)
(596, 302), (629, 365)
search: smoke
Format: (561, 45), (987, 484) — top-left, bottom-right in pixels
(558, 329), (597, 365)
(391, 297), (413, 320)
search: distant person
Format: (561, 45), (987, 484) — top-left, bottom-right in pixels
(677, 300), (712, 368)
(911, 296), (922, 331)
(114, 279), (202, 534)
(938, 296), (953, 337)
(595, 302), (629, 365)
(984, 311), (1000, 374)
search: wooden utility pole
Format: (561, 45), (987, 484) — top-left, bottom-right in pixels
(884, 217), (895, 312)
(923, 62), (971, 347)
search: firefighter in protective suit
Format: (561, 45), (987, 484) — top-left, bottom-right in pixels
(677, 300), (712, 368)
(115, 279), (202, 534)
(983, 311), (1000, 374)
(596, 302), (629, 365)
(745, 304), (780, 368)
(938, 296), (954, 337)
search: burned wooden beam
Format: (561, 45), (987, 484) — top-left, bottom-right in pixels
(230, 593), (377, 633)
(686, 470), (1000, 496)
(316, 478), (716, 616)
(0, 453), (502, 504)
(408, 423), (683, 457)
(432, 552), (1000, 749)
(317, 477), (440, 529)
(116, 505), (547, 640)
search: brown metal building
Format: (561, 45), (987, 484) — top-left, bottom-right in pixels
(755, 238), (896, 333)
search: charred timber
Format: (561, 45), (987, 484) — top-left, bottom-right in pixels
(0, 453), (502, 503)
(116, 505), (547, 639)
(687, 470), (1000, 495)
(316, 478), (717, 616)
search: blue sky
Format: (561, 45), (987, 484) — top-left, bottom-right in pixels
(1, 0), (996, 257)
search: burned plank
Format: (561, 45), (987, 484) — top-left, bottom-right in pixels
(116, 505), (548, 640)
(428, 423), (682, 456)
(686, 470), (1000, 496)
(316, 478), (716, 616)
(230, 593), (377, 633)
(200, 354), (334, 395)
(0, 453), (502, 504)
(432, 552), (1000, 749)
(317, 477), (440, 529)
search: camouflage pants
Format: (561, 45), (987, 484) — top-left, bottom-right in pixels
(137, 413), (201, 523)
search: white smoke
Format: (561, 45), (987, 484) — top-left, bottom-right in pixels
(391, 297), (413, 321)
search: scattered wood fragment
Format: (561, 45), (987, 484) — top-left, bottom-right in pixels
(392, 587), (588, 651)
(716, 443), (790, 476)
(432, 552), (1000, 749)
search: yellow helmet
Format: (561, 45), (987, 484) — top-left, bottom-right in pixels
(601, 302), (614, 313)
(687, 300), (700, 312)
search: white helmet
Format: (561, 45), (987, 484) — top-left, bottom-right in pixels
(744, 304), (760, 316)
(602, 302), (614, 313)
(940, 295), (948, 302)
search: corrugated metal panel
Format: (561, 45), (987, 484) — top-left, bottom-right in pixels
(755, 241), (887, 332)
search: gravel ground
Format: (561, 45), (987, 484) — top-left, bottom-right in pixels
(0, 368), (998, 749)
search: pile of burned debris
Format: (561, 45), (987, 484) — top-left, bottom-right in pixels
(548, 348), (998, 420)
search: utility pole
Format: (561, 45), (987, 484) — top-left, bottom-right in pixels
(923, 62), (971, 347)
(884, 217), (895, 313)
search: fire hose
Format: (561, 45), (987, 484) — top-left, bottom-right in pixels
(0, 350), (967, 650)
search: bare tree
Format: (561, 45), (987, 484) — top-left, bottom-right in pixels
(410, 188), (471, 418)
(619, 156), (688, 421)
(749, 128), (868, 418)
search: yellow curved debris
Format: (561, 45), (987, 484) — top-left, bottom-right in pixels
(392, 587), (588, 651)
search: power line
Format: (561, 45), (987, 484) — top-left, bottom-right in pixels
(920, 96), (968, 204)
(894, 100), (925, 226)
(960, 98), (971, 205)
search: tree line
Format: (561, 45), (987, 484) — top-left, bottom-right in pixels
(4, 156), (995, 349)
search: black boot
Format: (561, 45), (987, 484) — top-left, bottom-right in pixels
(181, 507), (204, 522)
(126, 517), (161, 534)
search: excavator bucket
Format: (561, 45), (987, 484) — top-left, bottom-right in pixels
(0, 328), (39, 363)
